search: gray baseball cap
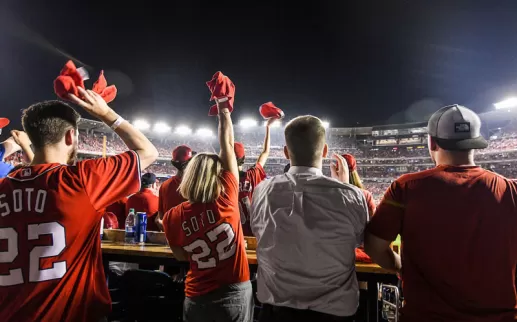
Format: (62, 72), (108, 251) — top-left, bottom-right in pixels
(427, 104), (488, 150)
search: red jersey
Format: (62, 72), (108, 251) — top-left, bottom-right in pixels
(158, 175), (185, 214)
(367, 165), (517, 322)
(239, 164), (266, 236)
(0, 151), (141, 322)
(127, 188), (159, 231)
(163, 170), (250, 298)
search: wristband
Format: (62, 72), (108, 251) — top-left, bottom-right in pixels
(110, 117), (125, 130)
(215, 97), (229, 103)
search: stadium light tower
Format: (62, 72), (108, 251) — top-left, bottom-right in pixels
(153, 122), (171, 134)
(175, 125), (192, 136)
(322, 121), (330, 129)
(494, 97), (517, 110)
(239, 118), (258, 127)
(196, 128), (214, 138)
(133, 119), (150, 130)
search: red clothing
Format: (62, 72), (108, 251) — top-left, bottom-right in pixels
(106, 197), (128, 228)
(367, 165), (517, 322)
(158, 175), (185, 215)
(0, 151), (140, 322)
(163, 170), (250, 298)
(362, 189), (376, 218)
(239, 164), (266, 236)
(127, 188), (159, 231)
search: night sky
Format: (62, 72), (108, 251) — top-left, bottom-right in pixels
(1, 0), (517, 129)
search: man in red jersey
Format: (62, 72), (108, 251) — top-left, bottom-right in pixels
(237, 118), (274, 236)
(365, 104), (517, 322)
(127, 173), (159, 231)
(0, 88), (158, 322)
(155, 145), (194, 231)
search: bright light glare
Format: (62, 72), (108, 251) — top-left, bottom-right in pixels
(153, 122), (171, 133)
(175, 125), (192, 136)
(196, 128), (214, 137)
(263, 120), (281, 128)
(133, 119), (150, 130)
(239, 118), (258, 127)
(322, 121), (330, 129)
(494, 97), (517, 109)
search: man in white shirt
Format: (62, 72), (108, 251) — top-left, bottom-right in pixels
(250, 115), (369, 322)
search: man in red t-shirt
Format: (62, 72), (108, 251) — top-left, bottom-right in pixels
(126, 173), (160, 231)
(0, 90), (158, 322)
(365, 104), (517, 322)
(156, 145), (194, 231)
(237, 118), (275, 236)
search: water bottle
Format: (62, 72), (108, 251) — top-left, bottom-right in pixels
(125, 208), (136, 244)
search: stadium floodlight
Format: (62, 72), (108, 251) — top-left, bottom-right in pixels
(196, 128), (214, 137)
(175, 125), (192, 136)
(263, 120), (281, 128)
(322, 121), (330, 129)
(153, 122), (171, 134)
(494, 97), (517, 110)
(239, 118), (258, 127)
(133, 119), (150, 130)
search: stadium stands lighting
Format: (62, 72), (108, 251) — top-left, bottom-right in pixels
(494, 97), (517, 110)
(196, 128), (214, 137)
(239, 118), (258, 127)
(322, 121), (330, 129)
(263, 120), (281, 128)
(153, 122), (171, 134)
(175, 125), (192, 136)
(133, 119), (150, 130)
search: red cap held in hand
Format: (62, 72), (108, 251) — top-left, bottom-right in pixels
(0, 118), (10, 129)
(341, 154), (357, 172)
(206, 71), (235, 116)
(260, 102), (284, 120)
(54, 60), (117, 103)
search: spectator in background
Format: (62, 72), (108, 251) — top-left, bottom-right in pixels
(156, 145), (194, 231)
(237, 117), (274, 236)
(365, 104), (517, 321)
(250, 115), (368, 322)
(0, 130), (34, 177)
(342, 153), (376, 217)
(126, 173), (160, 231)
(163, 99), (252, 322)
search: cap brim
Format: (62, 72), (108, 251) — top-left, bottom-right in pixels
(435, 136), (488, 150)
(0, 118), (10, 129)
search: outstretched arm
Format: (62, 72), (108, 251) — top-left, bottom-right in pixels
(256, 118), (274, 167)
(217, 100), (239, 180)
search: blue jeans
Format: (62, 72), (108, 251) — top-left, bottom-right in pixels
(183, 281), (254, 322)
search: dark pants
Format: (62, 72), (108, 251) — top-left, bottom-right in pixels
(259, 304), (355, 322)
(183, 281), (254, 322)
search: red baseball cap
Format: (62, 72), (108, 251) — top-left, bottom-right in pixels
(341, 154), (357, 172)
(172, 145), (193, 162)
(0, 118), (10, 129)
(234, 142), (245, 159)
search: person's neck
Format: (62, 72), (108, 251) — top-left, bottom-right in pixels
(435, 152), (475, 167)
(290, 160), (322, 169)
(31, 147), (68, 166)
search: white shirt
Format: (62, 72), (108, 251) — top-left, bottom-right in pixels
(250, 166), (368, 317)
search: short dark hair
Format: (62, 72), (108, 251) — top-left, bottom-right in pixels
(237, 157), (245, 166)
(21, 100), (80, 149)
(284, 115), (326, 166)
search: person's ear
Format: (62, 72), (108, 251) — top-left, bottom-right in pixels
(322, 144), (328, 158)
(428, 136), (439, 152)
(284, 146), (290, 160)
(64, 128), (75, 146)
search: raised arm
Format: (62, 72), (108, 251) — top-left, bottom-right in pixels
(69, 88), (159, 169)
(256, 118), (274, 167)
(217, 100), (239, 180)
(10, 130), (34, 163)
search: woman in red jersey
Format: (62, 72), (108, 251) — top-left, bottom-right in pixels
(342, 153), (376, 217)
(163, 99), (252, 322)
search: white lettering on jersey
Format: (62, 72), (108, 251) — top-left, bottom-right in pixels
(0, 189), (47, 216)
